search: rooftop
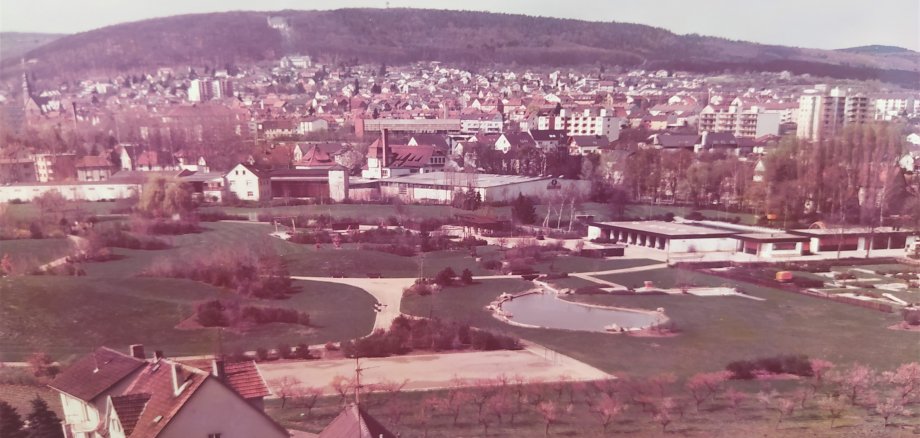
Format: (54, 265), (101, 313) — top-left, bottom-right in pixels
(382, 172), (554, 188)
(590, 221), (737, 237)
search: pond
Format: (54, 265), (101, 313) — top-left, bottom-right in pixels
(500, 293), (660, 333)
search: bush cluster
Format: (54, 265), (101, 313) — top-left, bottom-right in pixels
(89, 227), (171, 250)
(726, 354), (813, 379)
(341, 315), (521, 358)
(131, 218), (202, 235)
(195, 300), (310, 327)
(145, 247), (291, 298)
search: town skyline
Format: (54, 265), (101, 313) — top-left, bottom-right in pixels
(1, 0), (918, 51)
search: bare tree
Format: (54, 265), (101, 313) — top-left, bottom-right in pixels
(536, 400), (557, 436)
(268, 376), (303, 409)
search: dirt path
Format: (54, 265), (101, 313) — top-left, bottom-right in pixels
(258, 348), (610, 396)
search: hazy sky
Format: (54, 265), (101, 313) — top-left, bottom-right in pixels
(1, 0), (918, 50)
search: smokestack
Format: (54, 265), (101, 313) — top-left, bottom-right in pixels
(380, 128), (389, 168)
(129, 344), (145, 360)
(212, 359), (225, 381)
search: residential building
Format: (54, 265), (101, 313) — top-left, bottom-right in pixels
(568, 135), (610, 155)
(459, 112), (503, 134)
(796, 87), (870, 141)
(873, 93), (918, 120)
(48, 345), (287, 438)
(0, 157), (37, 184)
(225, 163), (271, 201)
(33, 153), (77, 182)
(529, 107), (621, 141)
(698, 98), (780, 139)
(76, 156), (113, 182)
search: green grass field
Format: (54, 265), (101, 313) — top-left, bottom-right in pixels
(0, 276), (375, 361)
(0, 238), (74, 267)
(1, 222), (380, 362)
(402, 269), (916, 378)
(3, 201), (119, 221)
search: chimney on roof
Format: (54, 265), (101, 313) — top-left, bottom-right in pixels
(171, 362), (185, 395)
(381, 128), (389, 168)
(154, 350), (164, 361)
(212, 359), (226, 381)
(129, 344), (145, 360)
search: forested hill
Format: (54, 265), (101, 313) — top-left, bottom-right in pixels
(5, 9), (919, 87)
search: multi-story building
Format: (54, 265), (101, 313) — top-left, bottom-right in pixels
(0, 158), (37, 184)
(699, 98), (780, 139)
(873, 93), (918, 121)
(527, 107), (620, 141)
(33, 153), (77, 182)
(796, 86), (870, 142)
(188, 78), (232, 102)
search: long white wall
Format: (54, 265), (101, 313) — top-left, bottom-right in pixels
(0, 183), (140, 202)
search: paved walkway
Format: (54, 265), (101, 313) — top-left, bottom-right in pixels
(290, 276), (415, 331)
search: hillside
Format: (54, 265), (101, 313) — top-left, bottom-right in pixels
(838, 45), (915, 54)
(5, 9), (919, 87)
(0, 32), (65, 62)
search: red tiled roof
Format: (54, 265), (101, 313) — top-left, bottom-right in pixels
(200, 361), (271, 400)
(76, 155), (111, 168)
(122, 361), (209, 438)
(49, 347), (145, 402)
(319, 404), (395, 438)
(111, 393), (151, 436)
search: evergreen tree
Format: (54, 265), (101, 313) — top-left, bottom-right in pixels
(25, 397), (62, 438)
(0, 401), (26, 438)
(512, 194), (537, 225)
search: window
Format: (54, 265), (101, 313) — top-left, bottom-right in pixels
(247, 191), (253, 197)
(773, 242), (797, 251)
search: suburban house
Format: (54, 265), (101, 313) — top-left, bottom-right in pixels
(76, 156), (113, 182)
(48, 345), (287, 438)
(492, 132), (536, 154)
(225, 163), (271, 201)
(568, 135), (610, 155)
(529, 129), (568, 151)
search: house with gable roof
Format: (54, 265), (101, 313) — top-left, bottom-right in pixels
(49, 345), (287, 438)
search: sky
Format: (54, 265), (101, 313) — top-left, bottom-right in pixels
(1, 0), (918, 51)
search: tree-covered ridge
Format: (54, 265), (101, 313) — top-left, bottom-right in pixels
(5, 9), (918, 87)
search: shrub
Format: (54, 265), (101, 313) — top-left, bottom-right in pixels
(460, 268), (474, 285)
(277, 343), (294, 359)
(574, 286), (607, 295)
(434, 267), (457, 286)
(196, 300), (229, 327)
(903, 309), (920, 326)
(255, 348), (270, 361)
(324, 342), (340, 351)
(295, 343), (313, 359)
(726, 354), (813, 379)
(726, 360), (757, 380)
(481, 259), (503, 270)
(685, 211), (705, 221)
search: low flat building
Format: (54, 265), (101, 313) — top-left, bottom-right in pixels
(587, 221), (739, 253)
(380, 172), (589, 204)
(734, 232), (810, 257)
(789, 227), (918, 253)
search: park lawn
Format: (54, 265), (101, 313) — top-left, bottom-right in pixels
(402, 270), (917, 378)
(622, 203), (759, 225)
(0, 238), (74, 266)
(0, 275), (375, 362)
(544, 276), (604, 290)
(3, 200), (119, 221)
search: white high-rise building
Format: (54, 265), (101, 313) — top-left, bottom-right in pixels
(699, 97), (780, 139)
(796, 87), (869, 142)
